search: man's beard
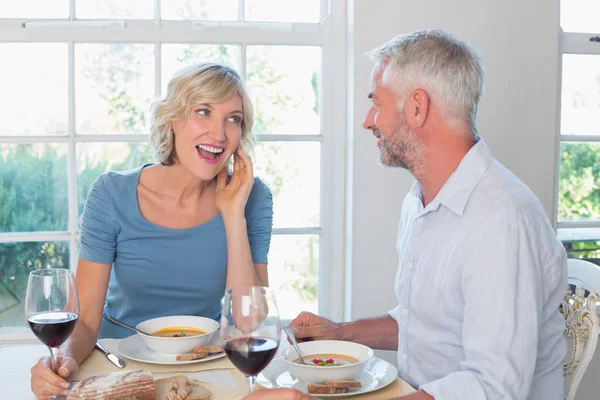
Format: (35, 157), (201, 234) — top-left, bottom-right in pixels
(377, 110), (424, 172)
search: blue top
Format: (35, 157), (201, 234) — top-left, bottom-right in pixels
(79, 165), (273, 339)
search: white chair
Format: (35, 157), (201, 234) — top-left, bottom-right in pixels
(561, 259), (600, 400)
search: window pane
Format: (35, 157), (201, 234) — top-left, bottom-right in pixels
(76, 0), (153, 19)
(77, 142), (154, 217)
(0, 144), (68, 233)
(161, 44), (241, 95)
(245, 0), (320, 23)
(561, 55), (600, 136)
(247, 46), (321, 135)
(254, 142), (320, 228)
(562, 240), (600, 265)
(0, 44), (68, 136)
(268, 235), (319, 320)
(0, 1), (68, 18)
(559, 142), (600, 222)
(75, 44), (155, 135)
(560, 0), (600, 33)
(0, 242), (70, 329)
(161, 0), (237, 21)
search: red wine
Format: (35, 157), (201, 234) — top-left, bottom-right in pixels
(224, 337), (279, 376)
(28, 312), (78, 348)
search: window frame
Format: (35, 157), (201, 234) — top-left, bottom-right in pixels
(555, 29), (600, 245)
(0, 0), (348, 344)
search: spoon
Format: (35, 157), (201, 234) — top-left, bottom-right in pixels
(103, 311), (152, 336)
(283, 325), (309, 365)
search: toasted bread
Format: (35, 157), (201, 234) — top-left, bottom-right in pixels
(192, 345), (223, 354)
(176, 352), (209, 361)
(325, 380), (362, 389)
(155, 377), (178, 400)
(67, 370), (155, 400)
(307, 384), (347, 394)
(185, 380), (212, 400)
(170, 376), (191, 400)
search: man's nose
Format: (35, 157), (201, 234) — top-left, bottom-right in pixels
(362, 107), (376, 130)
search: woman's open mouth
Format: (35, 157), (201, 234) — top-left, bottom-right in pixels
(196, 144), (225, 165)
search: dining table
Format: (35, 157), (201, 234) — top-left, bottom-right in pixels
(0, 339), (416, 399)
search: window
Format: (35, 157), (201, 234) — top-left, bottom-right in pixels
(0, 0), (346, 337)
(557, 0), (600, 265)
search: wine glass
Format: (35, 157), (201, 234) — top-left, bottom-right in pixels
(220, 286), (281, 393)
(25, 268), (80, 398)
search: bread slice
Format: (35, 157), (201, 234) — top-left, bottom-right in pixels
(325, 380), (362, 389)
(155, 377), (178, 400)
(67, 370), (155, 400)
(176, 352), (208, 361)
(192, 345), (223, 354)
(171, 376), (191, 400)
(307, 384), (347, 394)
(185, 380), (213, 400)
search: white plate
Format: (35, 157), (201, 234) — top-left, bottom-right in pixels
(116, 333), (226, 365)
(257, 356), (398, 397)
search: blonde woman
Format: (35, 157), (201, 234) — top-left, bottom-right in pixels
(29, 63), (273, 399)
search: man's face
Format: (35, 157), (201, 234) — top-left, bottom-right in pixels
(362, 66), (422, 170)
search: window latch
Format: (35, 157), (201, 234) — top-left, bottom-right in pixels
(590, 36), (600, 43)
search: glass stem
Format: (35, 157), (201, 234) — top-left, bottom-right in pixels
(49, 347), (60, 399)
(49, 346), (59, 373)
(246, 375), (256, 393)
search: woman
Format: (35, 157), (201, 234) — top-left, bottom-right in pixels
(30, 63), (273, 399)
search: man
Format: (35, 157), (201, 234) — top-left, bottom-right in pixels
(245, 29), (567, 400)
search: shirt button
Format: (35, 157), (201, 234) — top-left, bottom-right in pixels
(407, 262), (413, 269)
(417, 217), (423, 223)
(401, 353), (408, 360)
(402, 308), (409, 315)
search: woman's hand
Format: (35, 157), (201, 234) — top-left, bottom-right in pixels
(30, 356), (78, 399)
(216, 147), (254, 222)
(243, 388), (317, 400)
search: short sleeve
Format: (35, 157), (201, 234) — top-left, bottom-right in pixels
(245, 177), (273, 264)
(79, 173), (118, 265)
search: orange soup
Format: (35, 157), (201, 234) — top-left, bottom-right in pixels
(294, 353), (359, 366)
(152, 326), (206, 338)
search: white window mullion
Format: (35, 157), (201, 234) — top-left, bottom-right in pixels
(155, 41), (162, 98)
(560, 134), (600, 142)
(239, 43), (247, 82)
(1, 21), (326, 46)
(238, 0), (245, 22)
(0, 232), (71, 243)
(562, 32), (600, 55)
(69, 0), (76, 20)
(558, 221), (600, 229)
(68, 40), (78, 271)
(318, 1), (346, 322)
(273, 227), (322, 235)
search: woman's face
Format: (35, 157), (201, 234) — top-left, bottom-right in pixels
(171, 95), (244, 181)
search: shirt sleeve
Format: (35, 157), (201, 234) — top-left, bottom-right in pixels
(420, 213), (553, 400)
(245, 177), (274, 264)
(78, 173), (118, 265)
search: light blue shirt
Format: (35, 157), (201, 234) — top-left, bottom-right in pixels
(79, 165), (273, 339)
(389, 139), (567, 400)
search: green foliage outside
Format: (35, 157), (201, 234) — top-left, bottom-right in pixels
(559, 142), (600, 261)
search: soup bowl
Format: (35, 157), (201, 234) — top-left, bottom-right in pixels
(136, 315), (219, 355)
(281, 340), (374, 384)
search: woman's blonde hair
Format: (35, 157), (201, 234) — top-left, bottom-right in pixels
(150, 63), (254, 165)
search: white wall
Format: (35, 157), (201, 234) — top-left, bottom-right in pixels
(346, 0), (598, 398)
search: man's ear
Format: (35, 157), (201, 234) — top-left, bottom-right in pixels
(406, 89), (430, 128)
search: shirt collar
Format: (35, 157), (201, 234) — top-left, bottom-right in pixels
(410, 137), (493, 216)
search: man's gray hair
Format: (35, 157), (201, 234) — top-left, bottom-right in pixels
(370, 29), (485, 135)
